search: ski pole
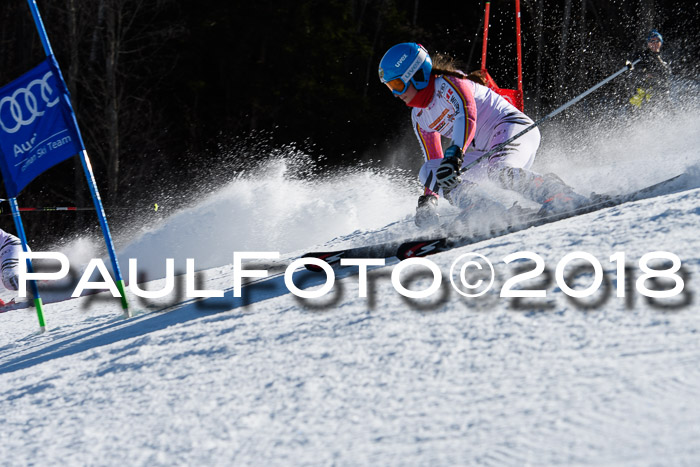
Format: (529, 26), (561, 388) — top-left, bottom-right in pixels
(459, 59), (641, 174)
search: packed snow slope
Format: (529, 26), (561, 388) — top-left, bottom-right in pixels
(1, 107), (700, 465)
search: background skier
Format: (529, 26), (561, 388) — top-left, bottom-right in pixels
(628, 29), (672, 109)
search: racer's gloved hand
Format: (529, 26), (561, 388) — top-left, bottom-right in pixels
(415, 194), (439, 228)
(436, 145), (464, 192)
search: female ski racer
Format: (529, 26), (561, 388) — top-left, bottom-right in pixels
(378, 42), (588, 229)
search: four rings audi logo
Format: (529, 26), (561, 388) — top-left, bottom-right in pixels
(0, 71), (59, 134)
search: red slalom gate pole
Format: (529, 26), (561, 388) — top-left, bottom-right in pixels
(481, 1), (491, 70)
(515, 0), (523, 95)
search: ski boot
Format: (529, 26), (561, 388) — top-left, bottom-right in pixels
(536, 190), (591, 217)
(414, 194), (440, 228)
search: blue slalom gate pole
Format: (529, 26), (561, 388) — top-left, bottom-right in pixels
(26, 0), (130, 316)
(9, 199), (46, 332)
(77, 149), (130, 314)
(27, 0), (54, 56)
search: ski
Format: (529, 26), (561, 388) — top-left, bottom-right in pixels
(302, 241), (404, 271)
(396, 172), (690, 259)
(0, 298), (20, 313)
(302, 172), (691, 269)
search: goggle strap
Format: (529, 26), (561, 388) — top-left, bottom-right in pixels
(400, 47), (428, 85)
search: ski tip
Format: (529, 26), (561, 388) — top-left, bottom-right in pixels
(396, 238), (448, 260)
(301, 251), (346, 272)
(0, 298), (26, 313)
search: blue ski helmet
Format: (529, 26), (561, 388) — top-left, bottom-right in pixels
(378, 43), (432, 95)
(647, 29), (663, 44)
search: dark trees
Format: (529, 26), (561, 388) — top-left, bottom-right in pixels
(0, 0), (697, 244)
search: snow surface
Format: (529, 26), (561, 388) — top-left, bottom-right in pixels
(2, 108), (700, 465)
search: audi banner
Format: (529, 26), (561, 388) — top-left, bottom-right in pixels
(0, 55), (84, 197)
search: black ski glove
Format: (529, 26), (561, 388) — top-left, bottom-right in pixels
(436, 145), (464, 192)
(415, 194), (439, 228)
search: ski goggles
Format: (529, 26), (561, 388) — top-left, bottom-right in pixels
(384, 78), (408, 95)
(382, 47), (428, 96)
